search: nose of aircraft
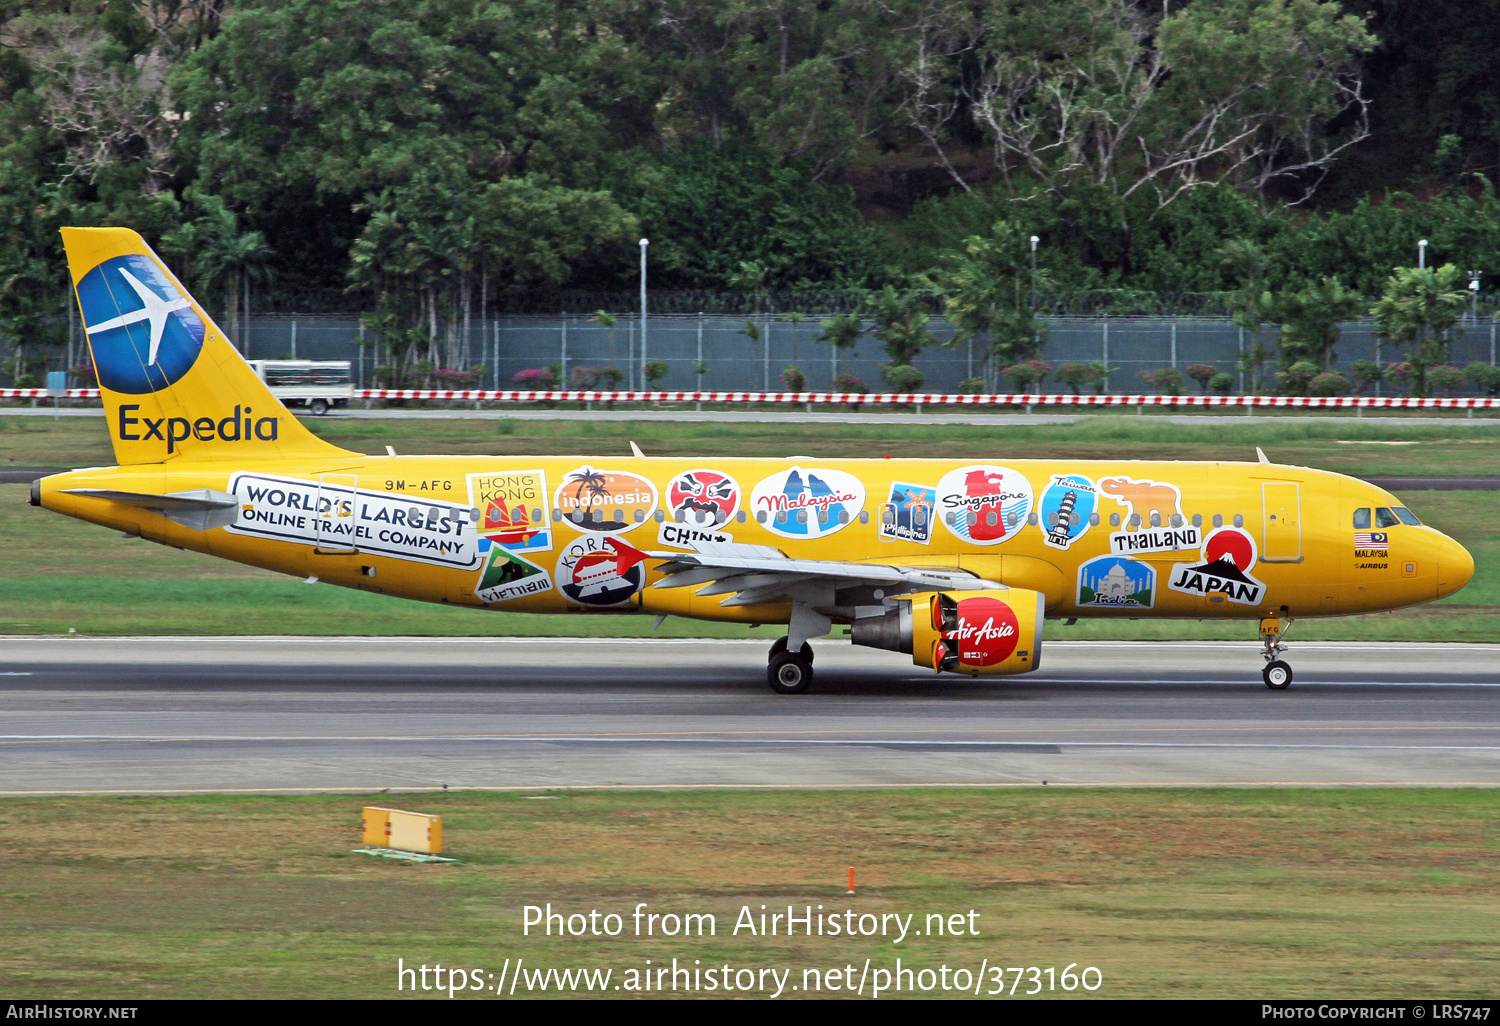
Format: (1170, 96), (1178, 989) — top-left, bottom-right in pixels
(1435, 532), (1475, 600)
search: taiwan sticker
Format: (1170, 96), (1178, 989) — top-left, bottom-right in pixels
(467, 470), (550, 553)
(936, 464), (1033, 546)
(557, 535), (649, 607)
(1099, 475), (1198, 554)
(750, 466), (864, 540)
(1038, 473), (1097, 550)
(880, 481), (937, 544)
(1077, 555), (1155, 609)
(475, 547), (553, 604)
(1167, 526), (1266, 606)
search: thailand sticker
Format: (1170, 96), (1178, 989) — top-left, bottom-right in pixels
(467, 470), (550, 553)
(936, 464), (1033, 546)
(555, 466), (658, 534)
(1167, 526), (1266, 606)
(226, 472), (481, 570)
(1077, 555), (1156, 609)
(557, 535), (649, 607)
(1099, 475), (1199, 555)
(1038, 473), (1097, 550)
(475, 547), (553, 604)
(948, 596), (1020, 666)
(750, 466), (864, 540)
(879, 481), (937, 544)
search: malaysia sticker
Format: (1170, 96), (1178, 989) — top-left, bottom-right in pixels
(467, 470), (550, 553)
(557, 535), (649, 607)
(947, 596), (1020, 666)
(226, 472), (481, 570)
(555, 466), (658, 534)
(1077, 555), (1156, 609)
(475, 547), (553, 604)
(1038, 473), (1097, 550)
(936, 464), (1033, 546)
(1099, 475), (1198, 554)
(1167, 526), (1266, 606)
(879, 481), (937, 544)
(750, 466), (864, 540)
(667, 469), (741, 527)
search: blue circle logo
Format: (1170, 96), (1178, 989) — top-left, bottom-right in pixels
(78, 255), (205, 394)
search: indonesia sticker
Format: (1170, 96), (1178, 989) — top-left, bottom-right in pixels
(467, 470), (550, 552)
(879, 481), (937, 544)
(557, 535), (649, 607)
(667, 469), (740, 527)
(1099, 474), (1198, 554)
(555, 466), (658, 534)
(1038, 473), (1097, 550)
(475, 547), (553, 604)
(1077, 555), (1155, 609)
(1167, 526), (1266, 606)
(948, 596), (1020, 666)
(750, 466), (864, 540)
(226, 472), (480, 570)
(936, 464), (1033, 546)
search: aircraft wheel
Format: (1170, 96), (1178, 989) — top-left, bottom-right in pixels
(768, 636), (812, 664)
(309, 398), (329, 416)
(1263, 660), (1293, 690)
(768, 651), (813, 694)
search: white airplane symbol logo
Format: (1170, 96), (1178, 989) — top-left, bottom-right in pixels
(84, 267), (193, 366)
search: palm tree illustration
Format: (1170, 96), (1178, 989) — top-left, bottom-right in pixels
(568, 468), (610, 519)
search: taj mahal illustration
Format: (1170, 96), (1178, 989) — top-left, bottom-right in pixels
(1086, 561), (1141, 598)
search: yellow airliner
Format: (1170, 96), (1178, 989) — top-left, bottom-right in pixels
(32, 228), (1475, 692)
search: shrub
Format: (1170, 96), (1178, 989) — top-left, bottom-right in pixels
(1308, 371), (1353, 396)
(411, 359), (436, 388)
(1427, 364), (1467, 397)
(1002, 360), (1051, 393)
(1465, 361), (1500, 396)
(1137, 367), (1187, 395)
(569, 366), (600, 388)
(881, 363), (925, 393)
(1275, 360), (1321, 395)
(433, 367), (483, 388)
(1185, 363), (1218, 392)
(1053, 361), (1108, 394)
(596, 366), (625, 389)
(957, 377), (985, 394)
(371, 364), (398, 388)
(512, 367), (558, 389)
(833, 371), (868, 393)
(780, 365), (807, 392)
(643, 359), (669, 386)
(1349, 359), (1381, 394)
(1209, 372), (1235, 395)
(69, 363), (97, 386)
(1383, 362), (1415, 394)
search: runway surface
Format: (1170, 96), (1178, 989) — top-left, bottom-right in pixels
(1, 637), (1498, 793)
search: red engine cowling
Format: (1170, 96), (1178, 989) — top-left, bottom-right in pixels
(850, 589), (1045, 676)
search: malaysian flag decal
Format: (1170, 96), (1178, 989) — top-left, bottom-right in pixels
(1355, 531), (1388, 548)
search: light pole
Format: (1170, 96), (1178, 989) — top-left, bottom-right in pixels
(1419, 238), (1428, 270)
(1029, 235), (1039, 309)
(1470, 270), (1482, 323)
(639, 238), (649, 392)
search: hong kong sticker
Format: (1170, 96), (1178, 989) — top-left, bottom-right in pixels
(879, 481), (937, 545)
(467, 470), (550, 553)
(557, 535), (649, 607)
(475, 547), (553, 604)
(1099, 475), (1199, 555)
(936, 465), (1033, 546)
(1038, 473), (1097, 550)
(1167, 526), (1266, 606)
(750, 466), (864, 540)
(948, 596), (1020, 666)
(1077, 555), (1156, 609)
(555, 466), (658, 534)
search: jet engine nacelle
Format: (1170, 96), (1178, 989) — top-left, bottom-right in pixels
(850, 589), (1045, 675)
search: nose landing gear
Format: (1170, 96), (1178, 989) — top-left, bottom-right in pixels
(1260, 616), (1294, 689)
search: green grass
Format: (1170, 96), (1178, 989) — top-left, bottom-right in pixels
(0, 789), (1496, 998)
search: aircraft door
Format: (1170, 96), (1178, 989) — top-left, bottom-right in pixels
(1261, 482), (1302, 562)
(315, 473), (360, 554)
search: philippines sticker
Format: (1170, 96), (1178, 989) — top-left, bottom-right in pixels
(558, 535), (649, 607)
(936, 464), (1033, 546)
(475, 547), (553, 604)
(1099, 475), (1198, 554)
(1354, 531), (1388, 550)
(555, 466), (658, 534)
(879, 481), (937, 544)
(1167, 526), (1266, 606)
(467, 470), (550, 553)
(1077, 556), (1156, 609)
(1038, 473), (1097, 550)
(226, 472), (480, 570)
(750, 466), (864, 540)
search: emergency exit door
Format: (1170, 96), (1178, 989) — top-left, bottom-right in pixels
(1261, 482), (1302, 562)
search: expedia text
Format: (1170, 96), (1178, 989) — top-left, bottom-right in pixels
(118, 404), (277, 453)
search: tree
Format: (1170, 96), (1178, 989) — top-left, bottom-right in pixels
(1369, 264), (1468, 397)
(939, 221), (1046, 392)
(816, 312), (863, 381)
(1275, 276), (1364, 370)
(864, 286), (937, 390)
(160, 195), (272, 345)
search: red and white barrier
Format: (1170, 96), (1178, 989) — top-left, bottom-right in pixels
(3, 386), (1499, 410)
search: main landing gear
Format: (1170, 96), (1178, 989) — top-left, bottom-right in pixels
(767, 636), (814, 694)
(1260, 616), (1294, 690)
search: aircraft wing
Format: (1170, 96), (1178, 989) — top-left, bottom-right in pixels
(63, 488), (240, 531)
(647, 539), (1003, 607)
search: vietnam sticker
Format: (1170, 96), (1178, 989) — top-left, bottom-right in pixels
(1077, 555), (1155, 609)
(750, 466), (864, 540)
(1038, 473), (1097, 550)
(555, 466), (658, 534)
(557, 535), (648, 607)
(1167, 526), (1266, 606)
(475, 547), (553, 604)
(936, 464), (1033, 545)
(879, 481), (937, 545)
(467, 469), (550, 553)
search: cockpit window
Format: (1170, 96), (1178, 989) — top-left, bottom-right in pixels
(1353, 508), (1371, 530)
(1374, 507), (1400, 529)
(1392, 506), (1421, 526)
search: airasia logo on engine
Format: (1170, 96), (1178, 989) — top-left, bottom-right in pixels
(952, 597), (1020, 666)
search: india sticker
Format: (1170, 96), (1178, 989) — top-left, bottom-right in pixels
(936, 464), (1033, 546)
(1077, 555), (1155, 609)
(1038, 473), (1097, 550)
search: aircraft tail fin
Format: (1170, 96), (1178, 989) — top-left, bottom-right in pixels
(60, 227), (354, 465)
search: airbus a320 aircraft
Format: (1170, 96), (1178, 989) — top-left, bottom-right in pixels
(32, 229), (1474, 692)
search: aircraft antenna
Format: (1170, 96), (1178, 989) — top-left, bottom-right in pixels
(1255, 447), (1269, 464)
(629, 441), (645, 458)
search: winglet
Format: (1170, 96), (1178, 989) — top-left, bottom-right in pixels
(1256, 447), (1270, 464)
(629, 440), (645, 458)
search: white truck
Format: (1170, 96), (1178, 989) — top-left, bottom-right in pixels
(247, 360), (353, 416)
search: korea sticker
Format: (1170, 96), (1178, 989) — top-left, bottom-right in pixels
(1099, 475), (1199, 555)
(1038, 473), (1097, 550)
(467, 470), (551, 553)
(558, 535), (649, 608)
(475, 547), (552, 604)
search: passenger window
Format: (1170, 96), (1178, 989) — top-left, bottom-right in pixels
(1212, 514), (1222, 528)
(1353, 508), (1371, 530)
(1128, 513), (1140, 529)
(552, 509), (561, 522)
(1233, 514), (1243, 527)
(736, 511), (746, 524)
(859, 511), (869, 525)
(967, 511), (977, 527)
(986, 512), (997, 527)
(675, 509), (685, 523)
(1150, 511), (1161, 527)
(532, 508), (542, 523)
(1375, 507), (1399, 529)
(796, 510), (808, 524)
(634, 508), (644, 523)
(882, 508), (895, 526)
(914, 509), (925, 525)
(654, 509), (665, 523)
(1191, 514), (1201, 528)
(1089, 512), (1099, 526)
(1393, 506), (1421, 526)
(839, 510), (849, 525)
(1027, 512), (1037, 526)
(777, 511), (788, 525)
(1110, 513), (1120, 527)
(757, 510), (767, 524)
(1171, 514), (1182, 528)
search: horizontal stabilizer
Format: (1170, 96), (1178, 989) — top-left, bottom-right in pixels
(64, 487), (239, 531)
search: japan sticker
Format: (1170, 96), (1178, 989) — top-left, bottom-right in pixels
(1167, 526), (1266, 606)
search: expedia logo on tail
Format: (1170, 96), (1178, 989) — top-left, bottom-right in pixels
(78, 254), (205, 394)
(118, 404), (279, 454)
